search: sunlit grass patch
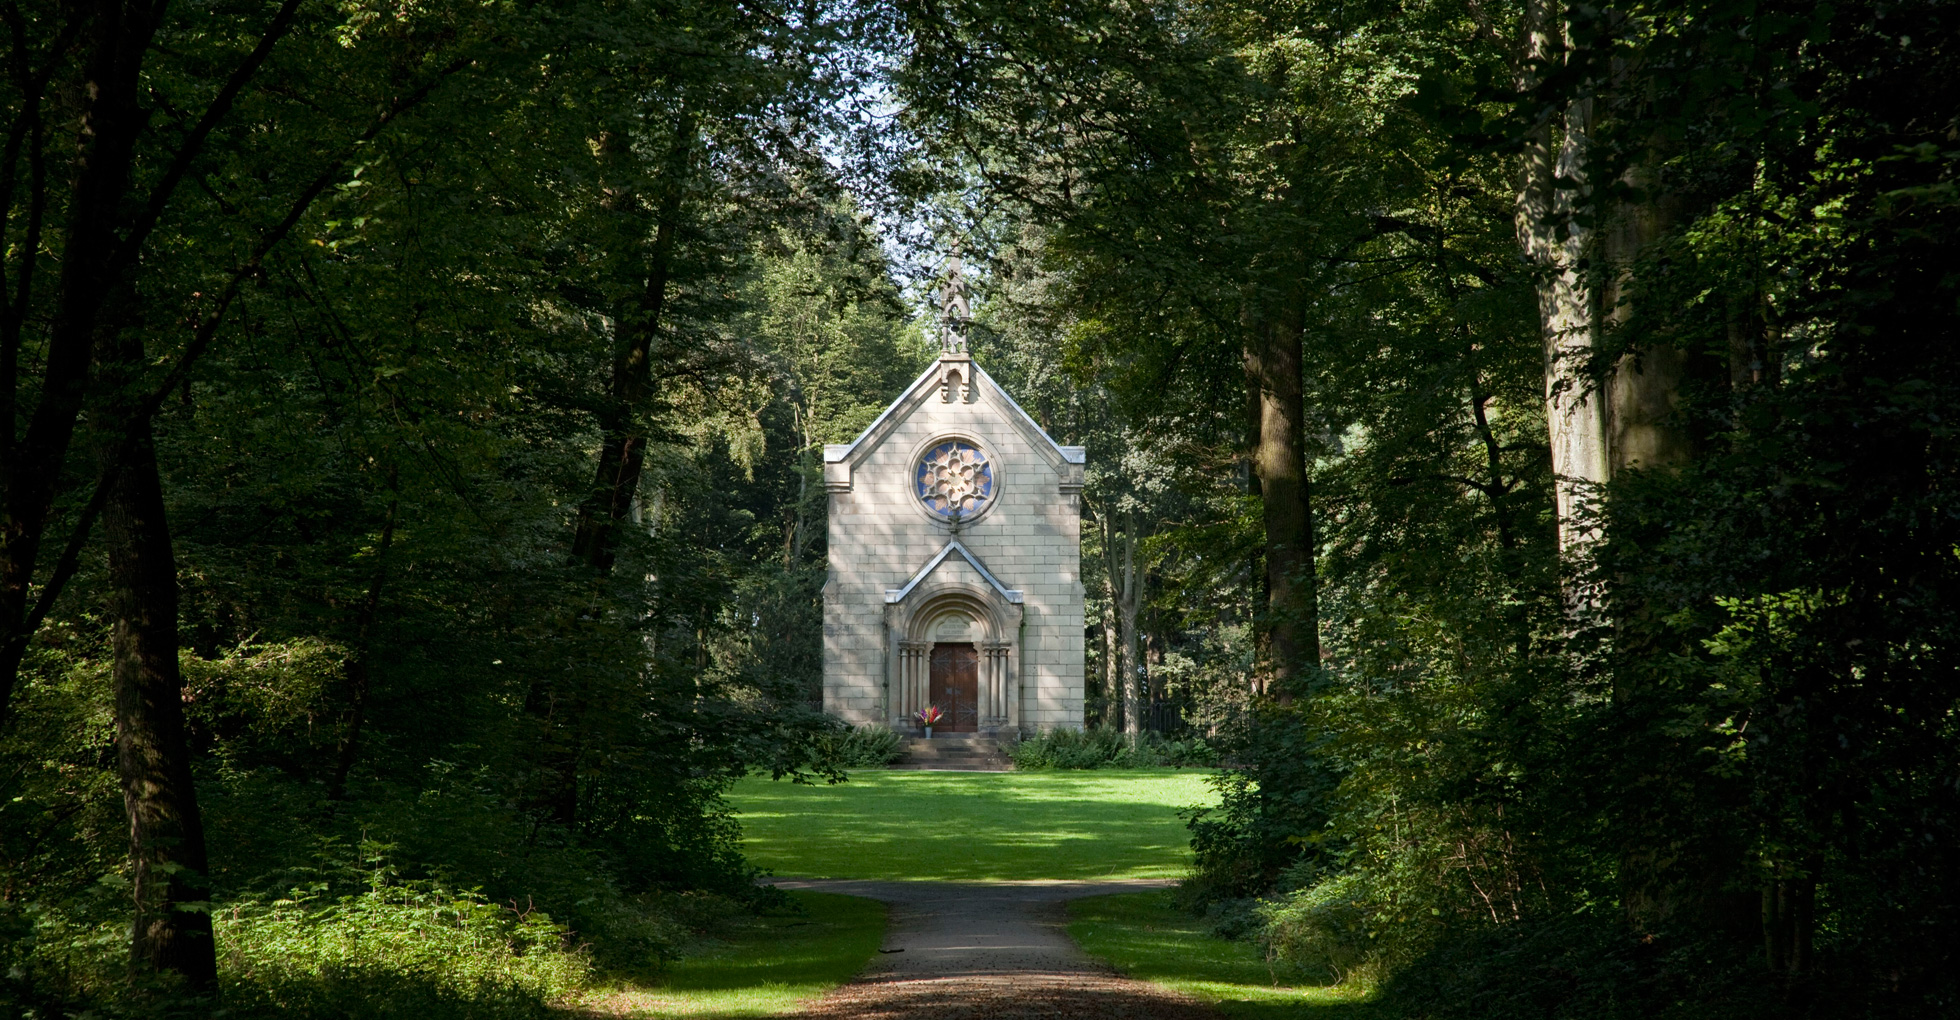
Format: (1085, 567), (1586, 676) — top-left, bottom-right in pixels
(1068, 890), (1378, 1019)
(571, 891), (884, 1018)
(727, 769), (1218, 881)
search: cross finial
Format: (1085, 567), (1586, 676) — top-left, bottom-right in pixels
(938, 244), (969, 356)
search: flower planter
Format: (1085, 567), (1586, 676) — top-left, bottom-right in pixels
(923, 726), (933, 738)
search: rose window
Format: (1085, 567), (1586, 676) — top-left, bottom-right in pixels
(915, 441), (994, 519)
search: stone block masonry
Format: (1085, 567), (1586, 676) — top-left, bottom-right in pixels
(822, 353), (1084, 735)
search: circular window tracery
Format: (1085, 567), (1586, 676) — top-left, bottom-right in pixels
(915, 440), (995, 520)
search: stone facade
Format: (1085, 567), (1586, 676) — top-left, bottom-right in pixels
(822, 353), (1085, 734)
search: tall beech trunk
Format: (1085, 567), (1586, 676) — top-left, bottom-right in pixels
(1096, 506), (1142, 734)
(1100, 592), (1119, 728)
(1516, 70), (1607, 554)
(1517, 3), (1750, 949)
(1114, 514), (1142, 738)
(1244, 310), (1317, 700)
(103, 422), (215, 987)
(570, 132), (692, 571)
(1516, 5), (1696, 548)
(1600, 165), (1693, 475)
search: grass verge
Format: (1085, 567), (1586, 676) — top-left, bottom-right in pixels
(1067, 890), (1378, 1019)
(727, 769), (1217, 881)
(572, 891), (884, 1018)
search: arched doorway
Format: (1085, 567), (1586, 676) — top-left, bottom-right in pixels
(929, 642), (981, 732)
(890, 582), (1022, 734)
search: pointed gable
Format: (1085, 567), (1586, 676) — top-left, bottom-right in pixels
(821, 356), (1084, 496)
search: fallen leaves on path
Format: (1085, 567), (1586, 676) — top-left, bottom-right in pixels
(799, 972), (1220, 1020)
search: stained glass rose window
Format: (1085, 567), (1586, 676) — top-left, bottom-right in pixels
(915, 441), (994, 519)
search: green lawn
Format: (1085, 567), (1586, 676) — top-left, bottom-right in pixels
(574, 890), (886, 1017)
(727, 769), (1218, 881)
(1068, 891), (1377, 1019)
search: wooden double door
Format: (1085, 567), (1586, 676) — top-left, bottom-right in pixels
(928, 642), (981, 732)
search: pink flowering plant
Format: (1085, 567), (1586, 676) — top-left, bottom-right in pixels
(914, 705), (944, 728)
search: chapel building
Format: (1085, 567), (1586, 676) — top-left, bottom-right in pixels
(822, 351), (1085, 734)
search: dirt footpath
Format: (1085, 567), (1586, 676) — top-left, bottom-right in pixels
(771, 879), (1218, 1020)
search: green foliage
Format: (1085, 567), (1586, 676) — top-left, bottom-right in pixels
(6, 861), (591, 1020)
(1184, 720), (1341, 905)
(1371, 917), (1810, 1020)
(1256, 873), (1402, 989)
(895, 0), (1960, 1015)
(809, 724), (906, 769)
(1007, 727), (1218, 770)
(4, 0), (1953, 1011)
(216, 880), (590, 1020)
(1, 0), (916, 1009)
(1067, 891), (1370, 1018)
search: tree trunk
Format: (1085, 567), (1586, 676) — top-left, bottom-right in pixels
(1144, 624), (1165, 730)
(1244, 311), (1317, 701)
(1762, 871), (1816, 974)
(1517, 7), (1696, 546)
(0, 1), (163, 720)
(329, 494), (398, 801)
(103, 421), (216, 988)
(570, 132), (691, 571)
(1601, 164), (1692, 475)
(1116, 515), (1142, 738)
(1518, 95), (1609, 553)
(548, 130), (692, 831)
(1096, 507), (1132, 733)
(1513, 0), (1612, 556)
(1100, 584), (1119, 729)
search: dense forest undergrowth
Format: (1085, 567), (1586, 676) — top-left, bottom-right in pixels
(3, 0), (1957, 1017)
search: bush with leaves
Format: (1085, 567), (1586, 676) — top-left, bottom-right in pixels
(1007, 727), (1219, 770)
(217, 878), (590, 1020)
(3, 852), (593, 1020)
(809, 723), (905, 769)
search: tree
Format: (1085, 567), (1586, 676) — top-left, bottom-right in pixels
(3, 0), (499, 983)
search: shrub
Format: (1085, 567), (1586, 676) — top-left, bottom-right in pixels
(1183, 717), (1338, 902)
(810, 724), (904, 768)
(217, 879), (590, 1020)
(1256, 871), (1382, 986)
(1007, 727), (1219, 770)
(0, 879), (592, 1020)
(1009, 726), (1124, 769)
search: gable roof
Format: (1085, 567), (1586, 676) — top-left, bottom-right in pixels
(884, 539), (1023, 605)
(822, 356), (1086, 475)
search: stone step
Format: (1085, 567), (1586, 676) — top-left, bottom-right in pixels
(892, 735), (1010, 771)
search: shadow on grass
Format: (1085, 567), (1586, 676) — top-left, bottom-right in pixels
(1210, 1000), (1386, 1020)
(730, 770), (1219, 881)
(1068, 890), (1387, 1020)
(570, 891), (885, 1018)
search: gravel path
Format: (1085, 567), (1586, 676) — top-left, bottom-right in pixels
(772, 879), (1219, 1019)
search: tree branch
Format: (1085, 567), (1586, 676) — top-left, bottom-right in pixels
(8, 52), (477, 661)
(107, 0), (308, 279)
(1, 7), (83, 434)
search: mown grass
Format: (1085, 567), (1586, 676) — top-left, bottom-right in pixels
(1067, 891), (1378, 1019)
(727, 769), (1218, 881)
(572, 891), (885, 1018)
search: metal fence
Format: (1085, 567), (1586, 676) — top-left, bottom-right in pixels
(1142, 697), (1189, 736)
